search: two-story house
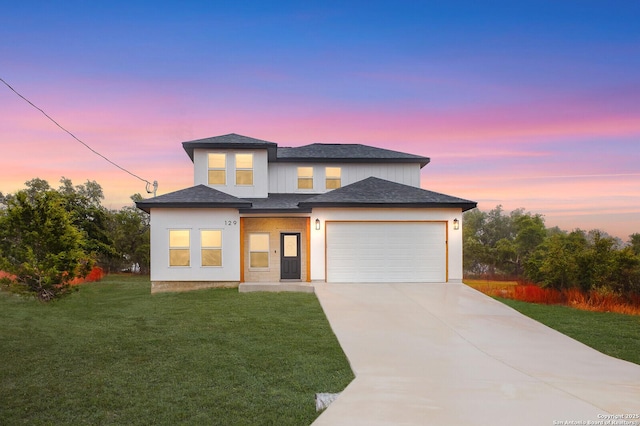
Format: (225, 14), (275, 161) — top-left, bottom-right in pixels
(136, 133), (476, 293)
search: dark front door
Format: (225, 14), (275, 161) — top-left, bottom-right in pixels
(280, 233), (301, 280)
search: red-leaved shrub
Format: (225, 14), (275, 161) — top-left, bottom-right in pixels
(466, 279), (640, 315)
(68, 267), (105, 286)
(513, 285), (563, 304)
(0, 270), (17, 281)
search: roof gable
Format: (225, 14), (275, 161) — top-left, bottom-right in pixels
(299, 177), (477, 211)
(135, 184), (252, 213)
(182, 133), (278, 161)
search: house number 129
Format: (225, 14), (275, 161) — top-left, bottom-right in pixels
(225, 220), (237, 226)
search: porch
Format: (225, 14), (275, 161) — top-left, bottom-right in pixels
(240, 217), (311, 283)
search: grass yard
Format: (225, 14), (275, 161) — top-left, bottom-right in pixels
(466, 281), (640, 365)
(497, 298), (640, 365)
(0, 275), (354, 425)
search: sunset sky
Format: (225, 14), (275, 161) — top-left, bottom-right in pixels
(1, 1), (639, 240)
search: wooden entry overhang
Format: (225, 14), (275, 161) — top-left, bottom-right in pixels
(239, 217), (310, 283)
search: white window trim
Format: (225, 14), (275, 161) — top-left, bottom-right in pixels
(325, 166), (341, 190)
(249, 232), (270, 270)
(297, 166), (314, 191)
(208, 153), (226, 185)
(169, 229), (191, 268)
(200, 229), (223, 268)
(235, 153), (254, 186)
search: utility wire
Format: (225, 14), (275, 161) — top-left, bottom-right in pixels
(0, 77), (155, 192)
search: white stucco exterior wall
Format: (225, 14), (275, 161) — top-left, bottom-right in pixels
(149, 208), (241, 282)
(309, 208), (464, 283)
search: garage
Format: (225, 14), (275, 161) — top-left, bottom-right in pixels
(325, 221), (447, 283)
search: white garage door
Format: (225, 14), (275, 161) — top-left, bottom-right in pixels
(326, 222), (447, 283)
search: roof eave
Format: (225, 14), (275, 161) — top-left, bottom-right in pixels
(238, 207), (313, 214)
(136, 201), (252, 213)
(275, 157), (430, 168)
(299, 202), (477, 211)
(182, 142), (278, 162)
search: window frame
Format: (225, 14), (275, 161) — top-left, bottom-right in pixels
(249, 233), (270, 269)
(169, 229), (191, 267)
(297, 166), (314, 190)
(325, 166), (341, 189)
(235, 153), (254, 186)
(200, 229), (223, 267)
(208, 153), (226, 185)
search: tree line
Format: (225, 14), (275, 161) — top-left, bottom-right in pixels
(464, 206), (640, 296)
(4, 178), (638, 301)
(0, 178), (149, 300)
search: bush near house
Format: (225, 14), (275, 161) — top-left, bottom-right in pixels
(67, 266), (105, 285)
(466, 279), (640, 316)
(464, 206), (640, 310)
(0, 178), (150, 301)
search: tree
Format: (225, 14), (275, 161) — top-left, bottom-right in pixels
(575, 230), (618, 291)
(495, 211), (547, 276)
(531, 231), (584, 290)
(106, 194), (150, 273)
(611, 247), (640, 295)
(462, 208), (490, 274)
(463, 205), (546, 277)
(0, 189), (91, 301)
(464, 206), (640, 298)
(58, 177), (117, 266)
(629, 233), (640, 256)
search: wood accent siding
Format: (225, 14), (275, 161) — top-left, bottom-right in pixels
(242, 217), (309, 282)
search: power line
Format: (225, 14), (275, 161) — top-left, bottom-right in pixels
(0, 76), (157, 195)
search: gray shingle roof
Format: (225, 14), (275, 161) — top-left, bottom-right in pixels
(180, 133), (430, 167)
(182, 133), (278, 161)
(241, 194), (316, 213)
(136, 179), (477, 213)
(299, 177), (477, 211)
(277, 144), (430, 167)
(135, 185), (252, 213)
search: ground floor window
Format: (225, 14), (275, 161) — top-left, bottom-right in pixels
(249, 233), (270, 268)
(169, 229), (190, 266)
(201, 229), (222, 266)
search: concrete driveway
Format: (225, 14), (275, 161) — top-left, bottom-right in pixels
(312, 283), (640, 426)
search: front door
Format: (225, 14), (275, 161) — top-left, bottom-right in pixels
(280, 233), (301, 280)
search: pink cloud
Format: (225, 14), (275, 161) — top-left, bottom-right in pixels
(2, 77), (638, 240)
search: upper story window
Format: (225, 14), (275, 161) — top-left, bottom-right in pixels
(201, 230), (222, 267)
(297, 167), (314, 189)
(169, 229), (190, 267)
(235, 153), (253, 186)
(208, 153), (226, 185)
(325, 167), (341, 189)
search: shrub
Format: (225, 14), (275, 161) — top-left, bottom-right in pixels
(467, 280), (640, 315)
(68, 267), (105, 286)
(513, 285), (562, 304)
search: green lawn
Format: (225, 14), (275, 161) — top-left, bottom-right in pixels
(498, 298), (640, 365)
(0, 275), (354, 425)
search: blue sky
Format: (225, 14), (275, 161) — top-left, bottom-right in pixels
(1, 0), (639, 239)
